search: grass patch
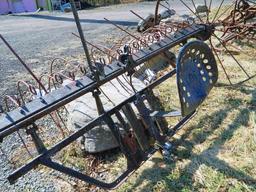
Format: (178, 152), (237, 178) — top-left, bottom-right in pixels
(116, 26), (256, 192)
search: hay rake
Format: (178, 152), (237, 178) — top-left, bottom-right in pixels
(0, 0), (254, 190)
(150, 0), (256, 85)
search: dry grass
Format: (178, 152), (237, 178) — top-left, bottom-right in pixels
(115, 39), (256, 192)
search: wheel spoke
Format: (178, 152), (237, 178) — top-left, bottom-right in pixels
(191, 0), (204, 23)
(209, 0), (213, 11)
(209, 38), (232, 85)
(213, 33), (251, 78)
(214, 1), (236, 22)
(204, 0), (210, 23)
(177, 0), (204, 23)
(212, 0), (226, 23)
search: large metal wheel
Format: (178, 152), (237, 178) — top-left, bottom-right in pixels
(153, 0), (256, 85)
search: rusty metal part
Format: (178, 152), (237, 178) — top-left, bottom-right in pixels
(3, 95), (32, 158)
(0, 35), (48, 93)
(0, 15), (211, 190)
(217, 0), (256, 44)
(151, 0), (255, 85)
(1, 0), (255, 190)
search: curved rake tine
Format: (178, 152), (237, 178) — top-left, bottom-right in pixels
(214, 1), (236, 22)
(129, 75), (137, 93)
(51, 59), (79, 81)
(40, 74), (70, 114)
(4, 95), (21, 111)
(49, 112), (67, 138)
(215, 29), (256, 54)
(121, 74), (131, 85)
(215, 28), (256, 43)
(213, 33), (252, 79)
(52, 58), (81, 79)
(77, 38), (137, 95)
(18, 79), (68, 137)
(65, 35), (133, 96)
(122, 73), (140, 92)
(39, 74), (58, 93)
(17, 80), (38, 104)
(72, 32), (117, 61)
(90, 48), (98, 64)
(212, 0), (226, 23)
(50, 58), (67, 75)
(116, 77), (134, 95)
(108, 80), (130, 98)
(4, 95), (33, 158)
(43, 73), (71, 136)
(55, 110), (69, 133)
(104, 18), (149, 48)
(99, 88), (116, 106)
(209, 38), (233, 85)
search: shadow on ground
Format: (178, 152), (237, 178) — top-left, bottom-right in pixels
(125, 86), (256, 191)
(12, 14), (137, 26)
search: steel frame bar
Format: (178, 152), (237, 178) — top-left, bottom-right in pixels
(0, 24), (205, 140)
(0, 9), (209, 188)
(7, 69), (197, 189)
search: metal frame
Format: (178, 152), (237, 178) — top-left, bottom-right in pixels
(7, 69), (195, 189)
(0, 24), (205, 139)
(0, 2), (213, 189)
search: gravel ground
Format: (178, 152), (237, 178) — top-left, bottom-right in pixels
(0, 2), (158, 98)
(0, 0), (227, 96)
(0, 1), (232, 191)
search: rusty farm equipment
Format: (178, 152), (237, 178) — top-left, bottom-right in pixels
(0, 0), (255, 190)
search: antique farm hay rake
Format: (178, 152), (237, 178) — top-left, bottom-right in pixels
(0, 0), (255, 189)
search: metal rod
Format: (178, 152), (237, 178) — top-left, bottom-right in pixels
(191, 0), (203, 22)
(70, 0), (95, 77)
(0, 35), (47, 93)
(209, 38), (232, 85)
(160, 2), (173, 13)
(130, 10), (146, 22)
(213, 33), (250, 78)
(212, 0), (225, 23)
(177, 0), (204, 23)
(104, 18), (143, 43)
(72, 32), (116, 60)
(0, 25), (203, 138)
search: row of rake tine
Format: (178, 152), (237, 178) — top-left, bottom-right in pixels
(75, 23), (185, 64)
(0, 11), (195, 166)
(71, 20), (187, 95)
(219, 0), (256, 44)
(0, 58), (91, 165)
(105, 22), (189, 58)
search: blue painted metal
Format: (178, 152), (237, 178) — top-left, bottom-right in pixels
(177, 40), (218, 116)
